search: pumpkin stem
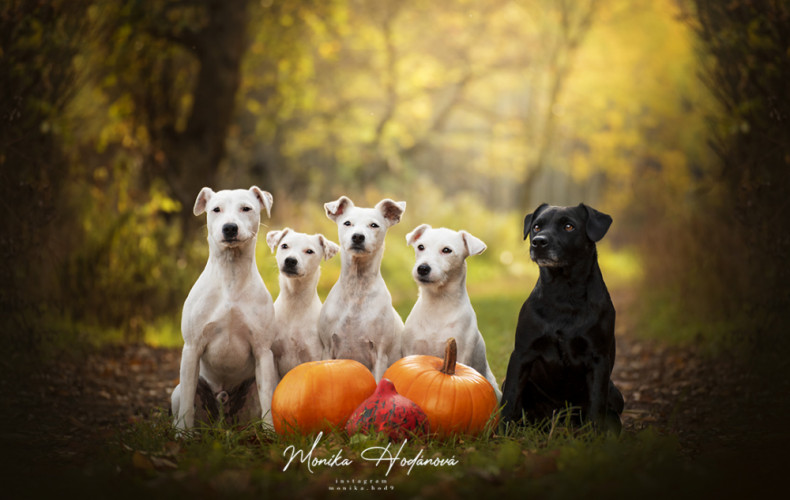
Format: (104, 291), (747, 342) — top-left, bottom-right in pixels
(441, 337), (457, 375)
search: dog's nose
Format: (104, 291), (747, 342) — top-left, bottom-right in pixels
(351, 233), (365, 245)
(284, 257), (297, 268)
(417, 264), (431, 277)
(531, 235), (548, 248)
(222, 223), (238, 239)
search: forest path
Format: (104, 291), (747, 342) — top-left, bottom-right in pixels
(4, 286), (787, 486)
(1, 318), (756, 469)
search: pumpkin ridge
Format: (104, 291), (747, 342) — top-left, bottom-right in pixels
(463, 379), (476, 431)
(433, 372), (454, 434)
(399, 367), (417, 396)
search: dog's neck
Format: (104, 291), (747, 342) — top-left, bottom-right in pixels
(537, 248), (605, 298)
(339, 248), (384, 284)
(278, 271), (321, 307)
(207, 239), (259, 288)
(418, 264), (469, 304)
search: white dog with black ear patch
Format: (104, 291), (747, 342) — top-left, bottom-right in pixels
(266, 228), (340, 378)
(403, 224), (502, 400)
(171, 186), (278, 429)
(319, 196), (406, 380)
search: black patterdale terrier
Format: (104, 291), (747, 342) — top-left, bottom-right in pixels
(501, 203), (624, 433)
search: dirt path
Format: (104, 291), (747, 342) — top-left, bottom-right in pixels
(0, 335), (735, 463)
(1, 305), (785, 486)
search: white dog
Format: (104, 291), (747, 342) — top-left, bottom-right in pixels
(319, 196), (406, 380)
(403, 224), (502, 400)
(266, 228), (340, 378)
(171, 186), (278, 429)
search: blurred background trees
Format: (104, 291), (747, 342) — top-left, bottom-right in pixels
(1, 0), (787, 358)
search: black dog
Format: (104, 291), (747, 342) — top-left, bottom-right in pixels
(500, 203), (624, 433)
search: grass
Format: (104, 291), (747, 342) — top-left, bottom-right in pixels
(88, 410), (700, 500)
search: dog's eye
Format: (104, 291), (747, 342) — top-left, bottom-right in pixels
(281, 243), (288, 249)
(343, 221), (352, 227)
(417, 244), (425, 251)
(212, 207), (221, 213)
(533, 224), (540, 232)
(442, 247), (452, 254)
(370, 223), (379, 229)
(564, 223), (575, 232)
(242, 206), (252, 212)
(305, 249), (315, 254)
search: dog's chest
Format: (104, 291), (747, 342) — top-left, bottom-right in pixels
(529, 328), (591, 367)
(191, 285), (272, 378)
(202, 303), (258, 359)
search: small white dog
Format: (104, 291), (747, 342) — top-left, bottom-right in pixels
(403, 224), (502, 400)
(266, 228), (340, 378)
(171, 186), (278, 429)
(319, 196), (406, 380)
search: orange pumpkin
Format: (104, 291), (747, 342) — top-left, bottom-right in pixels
(382, 338), (498, 437)
(271, 359), (376, 434)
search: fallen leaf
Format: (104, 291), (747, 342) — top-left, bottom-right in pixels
(132, 451), (154, 471)
(149, 456), (178, 470)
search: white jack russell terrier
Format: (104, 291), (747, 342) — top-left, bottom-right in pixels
(402, 224), (502, 400)
(171, 186), (278, 429)
(319, 196), (406, 380)
(266, 228), (340, 378)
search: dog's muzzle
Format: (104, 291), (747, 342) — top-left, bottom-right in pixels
(349, 233), (367, 252)
(531, 235), (548, 249)
(222, 223), (239, 242)
(282, 257), (300, 276)
(416, 264), (432, 282)
(530, 236), (563, 267)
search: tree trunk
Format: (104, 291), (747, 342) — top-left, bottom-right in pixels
(163, 0), (252, 230)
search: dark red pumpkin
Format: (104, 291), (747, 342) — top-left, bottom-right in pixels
(345, 378), (429, 440)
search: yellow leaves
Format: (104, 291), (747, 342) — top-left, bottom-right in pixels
(318, 41), (341, 59)
(657, 149), (690, 192)
(570, 153), (592, 181)
(245, 97), (262, 115)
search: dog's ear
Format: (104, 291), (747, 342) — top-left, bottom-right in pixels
(193, 187), (215, 216)
(461, 231), (486, 257)
(317, 234), (340, 261)
(523, 203), (549, 240)
(266, 228), (290, 253)
(325, 196), (354, 222)
(376, 199), (406, 227)
(250, 186), (273, 218)
(406, 224), (431, 247)
(581, 204), (612, 242)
